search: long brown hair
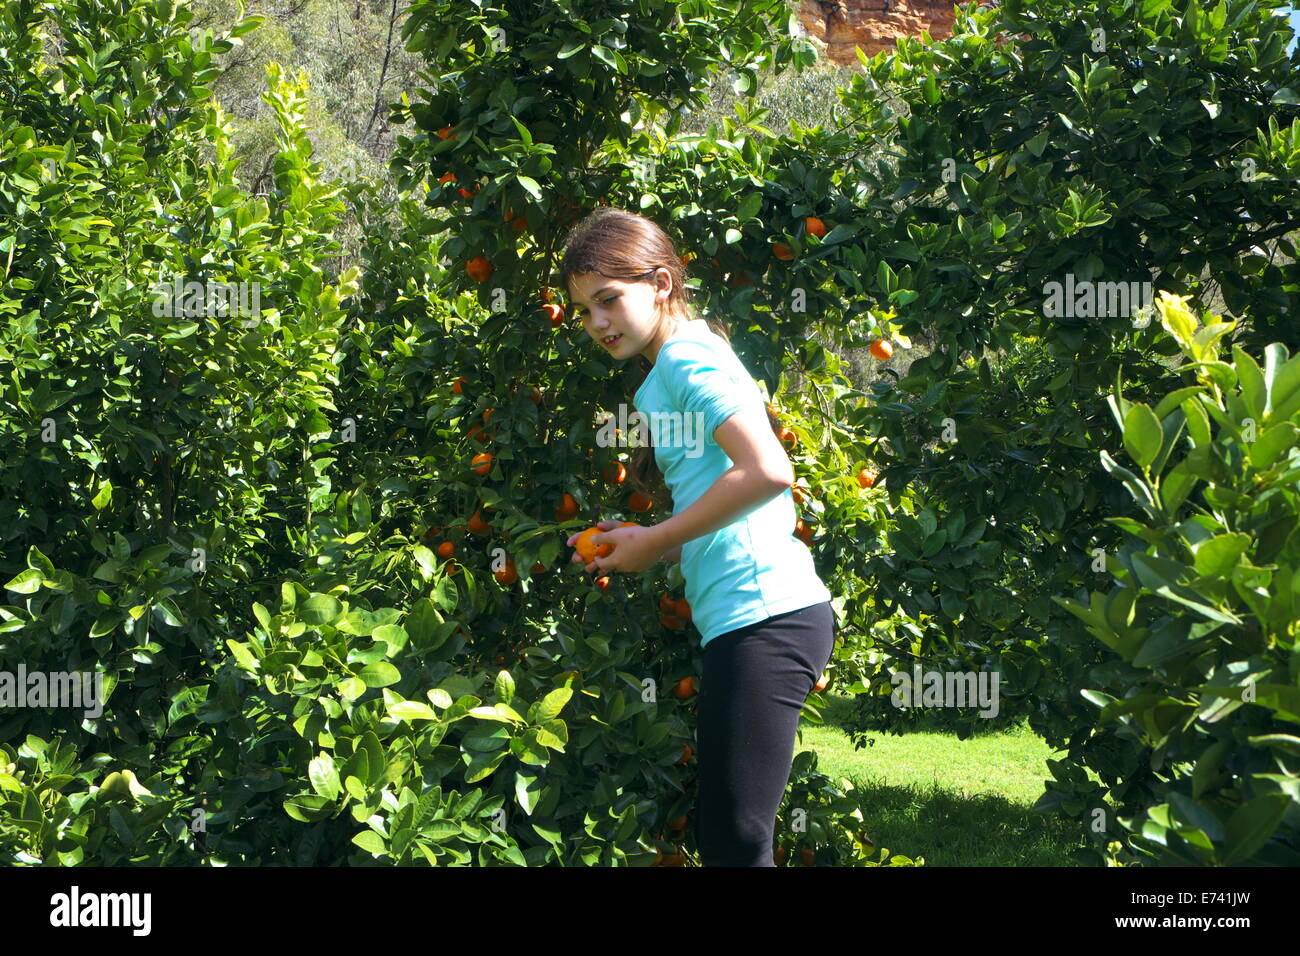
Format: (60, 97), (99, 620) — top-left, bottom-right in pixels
(558, 206), (784, 512)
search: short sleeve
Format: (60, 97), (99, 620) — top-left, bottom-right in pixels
(661, 341), (747, 439)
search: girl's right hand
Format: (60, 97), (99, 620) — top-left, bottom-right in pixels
(567, 519), (628, 572)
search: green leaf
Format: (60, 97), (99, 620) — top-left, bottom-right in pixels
(1123, 403), (1163, 469)
(308, 753), (340, 800)
(359, 662), (401, 687)
(1223, 794), (1291, 864)
(301, 594), (343, 626)
(388, 700), (438, 721)
(352, 829), (387, 854)
(1193, 533), (1252, 577)
(515, 174), (541, 201)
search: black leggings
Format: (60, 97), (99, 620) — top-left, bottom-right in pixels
(694, 601), (836, 867)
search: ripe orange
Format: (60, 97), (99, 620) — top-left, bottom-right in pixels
(494, 559), (518, 585)
(677, 744), (693, 765)
(805, 216), (827, 238)
(574, 526), (613, 564)
(870, 338), (893, 361)
(452, 376), (466, 394)
(800, 848), (815, 866)
(525, 385), (542, 404)
(511, 217), (527, 233)
(778, 427), (797, 447)
(674, 598), (691, 621)
(466, 256), (493, 282)
(482, 407), (494, 423)
(766, 402), (780, 418)
(503, 207), (516, 222)
(538, 286), (553, 304)
(444, 561), (458, 576)
(437, 541), (455, 559)
(471, 452), (493, 476)
(594, 574), (611, 592)
(814, 672), (829, 692)
(436, 125), (457, 140)
(772, 242), (794, 261)
(659, 593), (677, 614)
(792, 486), (805, 504)
(667, 814), (689, 831)
(457, 183), (480, 199)
(555, 493), (578, 520)
(674, 676), (698, 699)
(627, 491), (653, 512)
(774, 844), (788, 865)
(468, 510), (492, 535)
(661, 613), (684, 630)
(438, 171), (457, 184)
(857, 467), (875, 489)
(543, 303), (564, 327)
(603, 461), (627, 484)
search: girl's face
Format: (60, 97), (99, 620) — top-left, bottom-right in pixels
(568, 268), (681, 365)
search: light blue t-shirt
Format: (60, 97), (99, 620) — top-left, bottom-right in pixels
(632, 319), (832, 648)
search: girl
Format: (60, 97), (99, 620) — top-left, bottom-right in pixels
(559, 207), (836, 867)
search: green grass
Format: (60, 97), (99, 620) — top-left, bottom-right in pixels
(793, 693), (1094, 866)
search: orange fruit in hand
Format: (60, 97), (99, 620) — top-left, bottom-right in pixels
(772, 242), (794, 261)
(857, 468), (875, 489)
(805, 216), (827, 238)
(659, 594), (677, 614)
(870, 338), (893, 360)
(555, 493), (578, 520)
(471, 452), (493, 476)
(574, 526), (614, 564)
(674, 598), (692, 621)
(466, 256), (493, 282)
(627, 491), (653, 512)
(674, 676), (698, 699)
(437, 541), (455, 559)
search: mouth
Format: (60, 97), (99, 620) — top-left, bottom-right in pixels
(601, 333), (623, 348)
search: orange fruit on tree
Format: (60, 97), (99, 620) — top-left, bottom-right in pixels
(766, 402), (780, 418)
(457, 183), (480, 199)
(774, 844), (788, 865)
(525, 385), (542, 404)
(603, 461), (627, 484)
(538, 286), (553, 304)
(503, 207), (516, 222)
(800, 848), (815, 866)
(804, 216), (827, 238)
(676, 744), (693, 765)
(436, 125), (457, 140)
(438, 171), (457, 184)
(511, 217), (527, 233)
(468, 510), (492, 535)
(778, 427), (797, 447)
(437, 541), (455, 559)
(494, 559), (518, 585)
(555, 493), (578, 520)
(667, 815), (689, 831)
(574, 526), (614, 564)
(728, 271), (754, 288)
(772, 242), (794, 261)
(594, 574), (611, 592)
(870, 338), (893, 361)
(792, 486), (805, 504)
(814, 672), (829, 692)
(543, 303), (565, 327)
(661, 613), (684, 630)
(674, 676), (698, 699)
(466, 256), (493, 282)
(471, 452), (493, 476)
(674, 598), (692, 621)
(627, 491), (653, 512)
(452, 376), (466, 394)
(857, 467), (875, 489)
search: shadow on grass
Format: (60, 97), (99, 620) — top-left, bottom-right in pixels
(808, 694), (1094, 867)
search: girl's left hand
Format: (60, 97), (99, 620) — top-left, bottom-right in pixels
(567, 521), (669, 574)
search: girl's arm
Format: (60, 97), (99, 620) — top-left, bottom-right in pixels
(648, 404), (794, 557)
(662, 543), (682, 563)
